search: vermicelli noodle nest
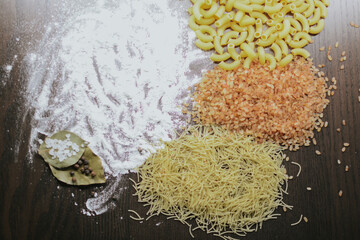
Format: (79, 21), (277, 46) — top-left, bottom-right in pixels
(131, 125), (289, 239)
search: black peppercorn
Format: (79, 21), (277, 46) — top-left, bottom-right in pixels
(77, 159), (83, 165)
(83, 160), (89, 165)
(72, 177), (76, 183)
(84, 165), (89, 170)
(91, 172), (97, 178)
(74, 164), (80, 169)
(70, 171), (75, 176)
(85, 169), (90, 175)
(80, 168), (85, 174)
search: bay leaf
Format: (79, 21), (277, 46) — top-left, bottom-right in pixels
(38, 130), (86, 168)
(49, 147), (106, 186)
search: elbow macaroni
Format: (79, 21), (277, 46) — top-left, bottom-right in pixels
(189, 0), (329, 70)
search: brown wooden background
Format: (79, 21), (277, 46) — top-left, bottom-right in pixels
(1, 0), (359, 239)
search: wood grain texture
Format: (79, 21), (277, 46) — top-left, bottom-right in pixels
(1, 0), (359, 240)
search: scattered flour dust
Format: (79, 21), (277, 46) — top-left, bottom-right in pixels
(24, 0), (212, 214)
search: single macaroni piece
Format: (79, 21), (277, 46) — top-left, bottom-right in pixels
(278, 19), (291, 39)
(257, 33), (278, 47)
(234, 2), (254, 13)
(309, 19), (325, 34)
(254, 18), (263, 38)
(308, 7), (321, 25)
(271, 42), (282, 61)
(294, 13), (310, 33)
(279, 54), (294, 66)
(195, 39), (214, 51)
(239, 15), (256, 26)
(234, 10), (245, 22)
(228, 43), (242, 60)
(215, 12), (234, 27)
(243, 56), (255, 68)
(303, 0), (315, 18)
(210, 52), (231, 62)
(250, 11), (268, 22)
(214, 36), (224, 54)
(293, 31), (312, 42)
(215, 5), (226, 18)
(276, 39), (289, 56)
(188, 15), (200, 31)
(196, 30), (213, 42)
(246, 25), (256, 42)
(229, 31), (248, 46)
(265, 53), (276, 70)
(315, 0), (327, 18)
(288, 39), (308, 48)
(193, 0), (205, 20)
(264, 3), (283, 14)
(200, 2), (219, 18)
(291, 48), (311, 58)
(257, 46), (266, 64)
(225, 0), (237, 12)
(219, 60), (241, 70)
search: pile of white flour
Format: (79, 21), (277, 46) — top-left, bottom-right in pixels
(24, 0), (212, 214)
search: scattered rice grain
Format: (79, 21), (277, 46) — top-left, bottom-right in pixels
(315, 150), (321, 155)
(338, 190), (343, 197)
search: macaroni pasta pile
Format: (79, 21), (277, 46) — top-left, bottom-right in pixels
(132, 125), (289, 239)
(188, 0), (329, 70)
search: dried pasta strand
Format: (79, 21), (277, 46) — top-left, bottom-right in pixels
(291, 214), (303, 226)
(291, 161), (302, 177)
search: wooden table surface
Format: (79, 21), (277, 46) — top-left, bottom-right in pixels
(1, 0), (359, 239)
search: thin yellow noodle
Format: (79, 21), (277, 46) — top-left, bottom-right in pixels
(128, 209), (144, 221)
(290, 214), (303, 226)
(291, 161), (302, 177)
